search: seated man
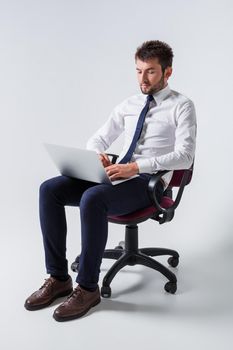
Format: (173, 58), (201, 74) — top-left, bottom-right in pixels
(24, 40), (197, 322)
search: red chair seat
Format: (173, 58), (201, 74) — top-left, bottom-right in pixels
(108, 196), (174, 224)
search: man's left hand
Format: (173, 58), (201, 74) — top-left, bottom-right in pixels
(105, 162), (139, 181)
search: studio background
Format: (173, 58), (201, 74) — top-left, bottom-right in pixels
(0, 0), (232, 349)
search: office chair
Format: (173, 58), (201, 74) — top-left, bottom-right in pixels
(71, 154), (193, 298)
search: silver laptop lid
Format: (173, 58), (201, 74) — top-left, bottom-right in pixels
(44, 143), (112, 185)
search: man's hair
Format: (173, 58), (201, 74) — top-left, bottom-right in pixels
(135, 40), (174, 72)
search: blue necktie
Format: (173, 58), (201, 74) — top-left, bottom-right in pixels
(118, 94), (154, 164)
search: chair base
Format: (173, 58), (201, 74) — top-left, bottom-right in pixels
(71, 224), (179, 298)
(101, 224), (178, 297)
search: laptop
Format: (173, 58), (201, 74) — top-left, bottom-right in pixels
(43, 143), (138, 185)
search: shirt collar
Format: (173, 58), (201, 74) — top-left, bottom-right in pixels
(150, 84), (171, 105)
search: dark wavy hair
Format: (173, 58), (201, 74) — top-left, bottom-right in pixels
(135, 40), (173, 73)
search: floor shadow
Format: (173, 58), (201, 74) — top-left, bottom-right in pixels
(95, 237), (233, 321)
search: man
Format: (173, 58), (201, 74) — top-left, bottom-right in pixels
(24, 40), (196, 321)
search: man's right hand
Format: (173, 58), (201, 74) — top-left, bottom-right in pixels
(98, 153), (112, 168)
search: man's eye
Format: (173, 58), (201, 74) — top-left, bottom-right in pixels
(148, 71), (155, 74)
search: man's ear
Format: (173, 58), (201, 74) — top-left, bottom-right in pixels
(165, 66), (173, 80)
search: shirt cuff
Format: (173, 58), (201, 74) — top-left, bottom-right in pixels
(135, 158), (153, 174)
(86, 146), (102, 154)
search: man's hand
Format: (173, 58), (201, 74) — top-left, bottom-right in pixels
(105, 162), (139, 181)
(98, 153), (112, 168)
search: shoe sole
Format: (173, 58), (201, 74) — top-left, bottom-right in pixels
(24, 288), (73, 311)
(53, 297), (101, 322)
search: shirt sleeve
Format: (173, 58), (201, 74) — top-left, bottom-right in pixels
(136, 100), (197, 173)
(86, 102), (125, 153)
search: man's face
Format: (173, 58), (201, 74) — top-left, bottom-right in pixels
(136, 58), (172, 95)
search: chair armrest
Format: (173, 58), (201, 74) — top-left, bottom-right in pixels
(106, 153), (118, 164)
(148, 169), (192, 224)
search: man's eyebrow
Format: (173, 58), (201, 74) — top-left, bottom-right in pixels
(136, 67), (157, 71)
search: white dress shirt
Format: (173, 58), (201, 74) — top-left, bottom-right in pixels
(86, 84), (197, 187)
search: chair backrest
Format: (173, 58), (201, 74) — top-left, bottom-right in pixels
(169, 165), (194, 188)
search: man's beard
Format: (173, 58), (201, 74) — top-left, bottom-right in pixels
(140, 73), (165, 95)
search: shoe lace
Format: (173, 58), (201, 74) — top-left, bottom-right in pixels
(39, 278), (54, 290)
(66, 286), (83, 304)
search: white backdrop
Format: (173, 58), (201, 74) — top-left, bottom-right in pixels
(0, 0), (232, 349)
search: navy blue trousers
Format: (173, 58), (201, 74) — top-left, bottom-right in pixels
(39, 174), (163, 290)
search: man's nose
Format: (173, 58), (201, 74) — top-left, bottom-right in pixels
(141, 73), (148, 83)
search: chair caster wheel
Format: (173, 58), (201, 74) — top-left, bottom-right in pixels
(114, 240), (125, 250)
(71, 262), (79, 272)
(168, 256), (179, 267)
(101, 286), (111, 298)
(164, 281), (177, 294)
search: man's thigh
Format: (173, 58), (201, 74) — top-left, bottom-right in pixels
(82, 174), (161, 216)
(40, 175), (99, 206)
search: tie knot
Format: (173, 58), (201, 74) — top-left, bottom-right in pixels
(147, 94), (154, 102)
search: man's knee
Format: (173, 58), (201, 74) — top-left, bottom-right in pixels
(80, 186), (107, 211)
(39, 176), (67, 198)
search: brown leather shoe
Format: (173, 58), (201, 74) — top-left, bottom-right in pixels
(24, 276), (73, 311)
(53, 285), (101, 321)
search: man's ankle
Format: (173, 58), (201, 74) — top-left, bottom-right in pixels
(79, 284), (97, 292)
(51, 274), (70, 282)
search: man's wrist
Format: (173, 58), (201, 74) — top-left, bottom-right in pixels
(131, 162), (139, 174)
